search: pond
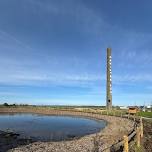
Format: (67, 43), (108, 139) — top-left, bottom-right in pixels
(0, 113), (106, 141)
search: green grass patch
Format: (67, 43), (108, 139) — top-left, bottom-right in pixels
(137, 112), (152, 118)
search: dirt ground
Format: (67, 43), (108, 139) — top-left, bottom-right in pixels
(142, 119), (152, 152)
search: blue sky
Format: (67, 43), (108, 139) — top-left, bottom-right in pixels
(0, 0), (152, 106)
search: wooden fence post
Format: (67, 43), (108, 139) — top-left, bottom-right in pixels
(136, 127), (141, 148)
(123, 135), (128, 152)
(140, 117), (143, 138)
(133, 115), (135, 121)
(128, 113), (130, 119)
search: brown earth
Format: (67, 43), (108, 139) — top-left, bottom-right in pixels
(142, 119), (152, 152)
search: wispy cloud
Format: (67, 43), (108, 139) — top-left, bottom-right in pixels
(0, 71), (104, 86)
(27, 0), (108, 37)
(0, 30), (33, 51)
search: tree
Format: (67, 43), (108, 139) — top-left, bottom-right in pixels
(3, 103), (9, 106)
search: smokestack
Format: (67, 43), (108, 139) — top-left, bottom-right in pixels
(106, 48), (112, 110)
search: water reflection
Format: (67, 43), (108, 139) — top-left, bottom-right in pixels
(0, 113), (106, 141)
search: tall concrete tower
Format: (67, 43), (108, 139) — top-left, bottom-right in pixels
(106, 48), (112, 110)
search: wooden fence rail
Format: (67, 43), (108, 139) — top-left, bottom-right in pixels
(101, 114), (143, 152)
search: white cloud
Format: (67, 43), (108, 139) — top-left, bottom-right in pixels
(113, 73), (152, 84)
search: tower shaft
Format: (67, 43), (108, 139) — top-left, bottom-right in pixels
(106, 48), (112, 110)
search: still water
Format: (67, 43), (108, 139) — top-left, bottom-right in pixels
(0, 113), (106, 141)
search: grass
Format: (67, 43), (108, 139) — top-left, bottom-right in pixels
(137, 112), (152, 118)
(2, 104), (152, 119)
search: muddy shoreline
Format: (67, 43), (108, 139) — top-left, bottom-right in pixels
(0, 108), (134, 152)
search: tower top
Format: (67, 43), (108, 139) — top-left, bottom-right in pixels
(107, 48), (111, 55)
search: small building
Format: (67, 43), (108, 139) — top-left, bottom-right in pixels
(146, 105), (152, 112)
(128, 106), (139, 114)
